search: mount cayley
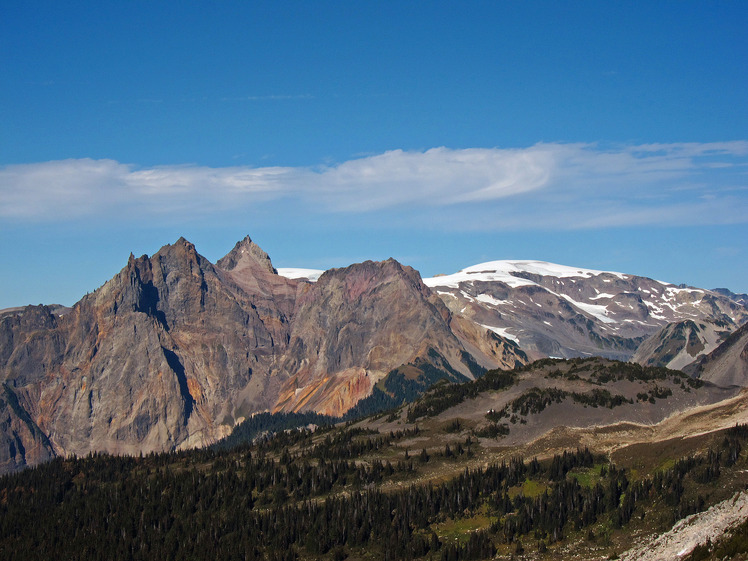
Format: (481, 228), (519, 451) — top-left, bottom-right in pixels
(1, 236), (747, 475)
(424, 260), (747, 363)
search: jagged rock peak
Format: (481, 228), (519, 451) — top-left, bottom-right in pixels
(157, 236), (198, 258)
(148, 238), (221, 276)
(123, 238), (201, 267)
(216, 235), (276, 274)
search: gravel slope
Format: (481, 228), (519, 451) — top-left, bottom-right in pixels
(620, 490), (748, 561)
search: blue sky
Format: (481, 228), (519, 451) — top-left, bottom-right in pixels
(1, 1), (747, 308)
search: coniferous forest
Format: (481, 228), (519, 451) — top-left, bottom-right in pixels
(1, 416), (747, 560)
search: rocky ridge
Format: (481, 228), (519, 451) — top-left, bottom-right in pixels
(3, 243), (747, 475)
(0, 238), (300, 470)
(0, 237), (524, 473)
(633, 318), (734, 370)
(424, 260), (748, 361)
(686, 321), (748, 387)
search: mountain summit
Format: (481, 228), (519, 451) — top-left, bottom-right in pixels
(273, 258), (525, 416)
(425, 260), (748, 362)
(0, 237), (525, 473)
(216, 235), (276, 275)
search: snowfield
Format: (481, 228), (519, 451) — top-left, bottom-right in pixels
(424, 260), (627, 289)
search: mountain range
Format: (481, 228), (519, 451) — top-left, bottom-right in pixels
(0, 236), (524, 473)
(1, 236), (746, 474)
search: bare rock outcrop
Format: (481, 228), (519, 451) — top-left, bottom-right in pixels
(0, 237), (301, 468)
(687, 321), (748, 387)
(0, 384), (55, 473)
(0, 237), (525, 473)
(633, 318), (734, 371)
(619, 490), (748, 561)
(272, 259), (526, 416)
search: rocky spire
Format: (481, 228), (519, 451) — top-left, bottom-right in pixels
(216, 235), (276, 275)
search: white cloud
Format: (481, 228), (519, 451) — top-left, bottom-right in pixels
(308, 146), (557, 210)
(1, 142), (746, 229)
(0, 159), (132, 218)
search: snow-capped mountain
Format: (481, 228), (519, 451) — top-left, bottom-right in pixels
(424, 260), (748, 361)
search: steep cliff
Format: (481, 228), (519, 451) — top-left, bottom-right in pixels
(0, 383), (55, 474)
(0, 237), (301, 467)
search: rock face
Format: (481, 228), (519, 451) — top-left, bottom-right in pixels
(0, 237), (524, 473)
(273, 259), (525, 416)
(0, 384), (56, 474)
(425, 261), (748, 361)
(633, 319), (735, 370)
(7, 241), (742, 475)
(686, 322), (748, 387)
(0, 238), (303, 465)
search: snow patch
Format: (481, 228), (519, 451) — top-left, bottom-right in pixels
(480, 324), (520, 344)
(276, 268), (324, 282)
(475, 294), (510, 307)
(435, 290), (459, 300)
(560, 294), (616, 324)
(459, 290), (476, 303)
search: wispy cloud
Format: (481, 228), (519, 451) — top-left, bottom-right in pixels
(1, 142), (746, 230)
